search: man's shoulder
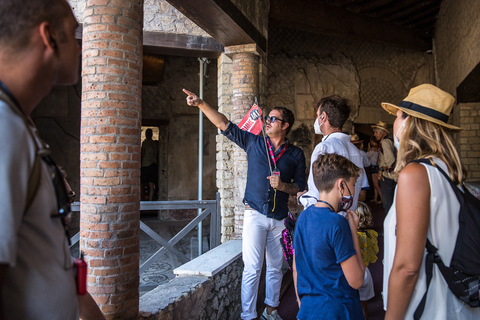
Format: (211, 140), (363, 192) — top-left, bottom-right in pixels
(0, 99), (28, 136)
(287, 142), (305, 156)
(381, 138), (394, 147)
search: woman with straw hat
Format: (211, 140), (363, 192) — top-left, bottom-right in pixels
(382, 84), (479, 319)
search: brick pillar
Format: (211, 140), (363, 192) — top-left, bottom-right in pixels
(224, 44), (263, 238)
(80, 0), (143, 318)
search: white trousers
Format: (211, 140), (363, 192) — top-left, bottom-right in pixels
(241, 209), (285, 320)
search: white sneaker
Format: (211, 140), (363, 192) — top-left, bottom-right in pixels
(261, 308), (283, 320)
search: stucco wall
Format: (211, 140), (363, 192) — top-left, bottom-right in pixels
(142, 56), (218, 200)
(267, 27), (434, 168)
(231, 0), (269, 38)
(434, 0), (480, 181)
(68, 0), (211, 37)
(434, 0), (480, 95)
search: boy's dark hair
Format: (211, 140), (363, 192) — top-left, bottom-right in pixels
(312, 153), (361, 192)
(316, 95), (351, 130)
(272, 106), (295, 135)
(0, 0), (70, 50)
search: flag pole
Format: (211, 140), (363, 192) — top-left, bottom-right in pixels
(257, 97), (273, 176)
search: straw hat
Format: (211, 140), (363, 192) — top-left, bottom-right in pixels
(371, 121), (390, 135)
(350, 133), (363, 144)
(381, 83), (461, 131)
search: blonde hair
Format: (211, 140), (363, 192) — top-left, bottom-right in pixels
(356, 202), (373, 229)
(394, 112), (466, 184)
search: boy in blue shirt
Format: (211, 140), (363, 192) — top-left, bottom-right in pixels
(293, 153), (365, 319)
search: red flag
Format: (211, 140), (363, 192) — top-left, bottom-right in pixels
(238, 104), (263, 135)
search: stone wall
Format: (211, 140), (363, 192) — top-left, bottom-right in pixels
(231, 0), (269, 38)
(139, 240), (243, 320)
(434, 0), (480, 181)
(68, 0), (211, 37)
(216, 53), (236, 242)
(457, 103), (480, 180)
(434, 0), (480, 95)
(143, 0), (210, 36)
(267, 27), (433, 168)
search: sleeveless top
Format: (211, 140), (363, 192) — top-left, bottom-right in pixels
(383, 158), (480, 319)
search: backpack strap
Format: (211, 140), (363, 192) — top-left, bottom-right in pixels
(413, 239), (438, 320)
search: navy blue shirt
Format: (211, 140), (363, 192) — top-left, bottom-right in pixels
(294, 206), (364, 320)
(222, 122), (306, 220)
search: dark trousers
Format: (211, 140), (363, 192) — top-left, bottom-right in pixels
(380, 177), (396, 214)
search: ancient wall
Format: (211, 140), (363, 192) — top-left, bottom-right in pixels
(68, 0), (211, 37)
(231, 0), (269, 38)
(434, 0), (480, 181)
(267, 27), (434, 168)
(33, 81), (82, 193)
(143, 0), (210, 36)
(142, 56), (218, 201)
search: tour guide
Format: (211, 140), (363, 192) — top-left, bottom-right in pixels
(183, 89), (306, 320)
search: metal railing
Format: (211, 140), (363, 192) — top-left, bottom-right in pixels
(69, 192), (221, 291)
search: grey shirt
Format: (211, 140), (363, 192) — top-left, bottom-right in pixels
(0, 96), (79, 319)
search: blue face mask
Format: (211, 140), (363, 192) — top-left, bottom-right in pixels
(337, 183), (354, 212)
(394, 116), (409, 150)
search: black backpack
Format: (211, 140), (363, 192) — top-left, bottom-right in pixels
(412, 159), (480, 319)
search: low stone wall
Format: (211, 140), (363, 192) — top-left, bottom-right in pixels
(139, 240), (243, 320)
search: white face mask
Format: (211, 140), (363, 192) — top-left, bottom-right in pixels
(314, 116), (324, 135)
(394, 116), (409, 150)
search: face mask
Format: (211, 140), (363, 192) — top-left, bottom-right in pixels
(337, 182), (354, 212)
(314, 116), (324, 135)
(394, 116), (409, 150)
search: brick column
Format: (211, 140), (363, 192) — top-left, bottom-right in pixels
(81, 0), (143, 318)
(224, 44), (263, 238)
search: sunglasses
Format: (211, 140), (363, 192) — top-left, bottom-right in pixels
(265, 116), (285, 124)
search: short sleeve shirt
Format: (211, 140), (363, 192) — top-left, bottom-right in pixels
(0, 95), (79, 319)
(299, 133), (368, 211)
(294, 206), (363, 320)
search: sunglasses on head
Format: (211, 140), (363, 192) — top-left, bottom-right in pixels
(265, 116), (285, 124)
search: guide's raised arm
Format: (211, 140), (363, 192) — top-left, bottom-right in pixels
(183, 89), (230, 131)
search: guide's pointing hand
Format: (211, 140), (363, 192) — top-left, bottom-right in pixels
(183, 89), (202, 107)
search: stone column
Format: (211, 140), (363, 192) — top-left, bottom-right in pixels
(80, 0), (143, 318)
(222, 44), (264, 238)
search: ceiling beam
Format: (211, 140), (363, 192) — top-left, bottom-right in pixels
(165, 0), (267, 52)
(457, 61), (480, 103)
(270, 0), (431, 51)
(76, 24), (223, 59)
(143, 32), (223, 59)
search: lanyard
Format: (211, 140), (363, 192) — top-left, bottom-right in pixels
(265, 138), (289, 168)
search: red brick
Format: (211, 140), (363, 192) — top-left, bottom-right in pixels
(95, 7), (122, 16)
(94, 178), (120, 186)
(90, 136), (116, 144)
(86, 0), (110, 6)
(83, 222), (110, 231)
(89, 231), (114, 239)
